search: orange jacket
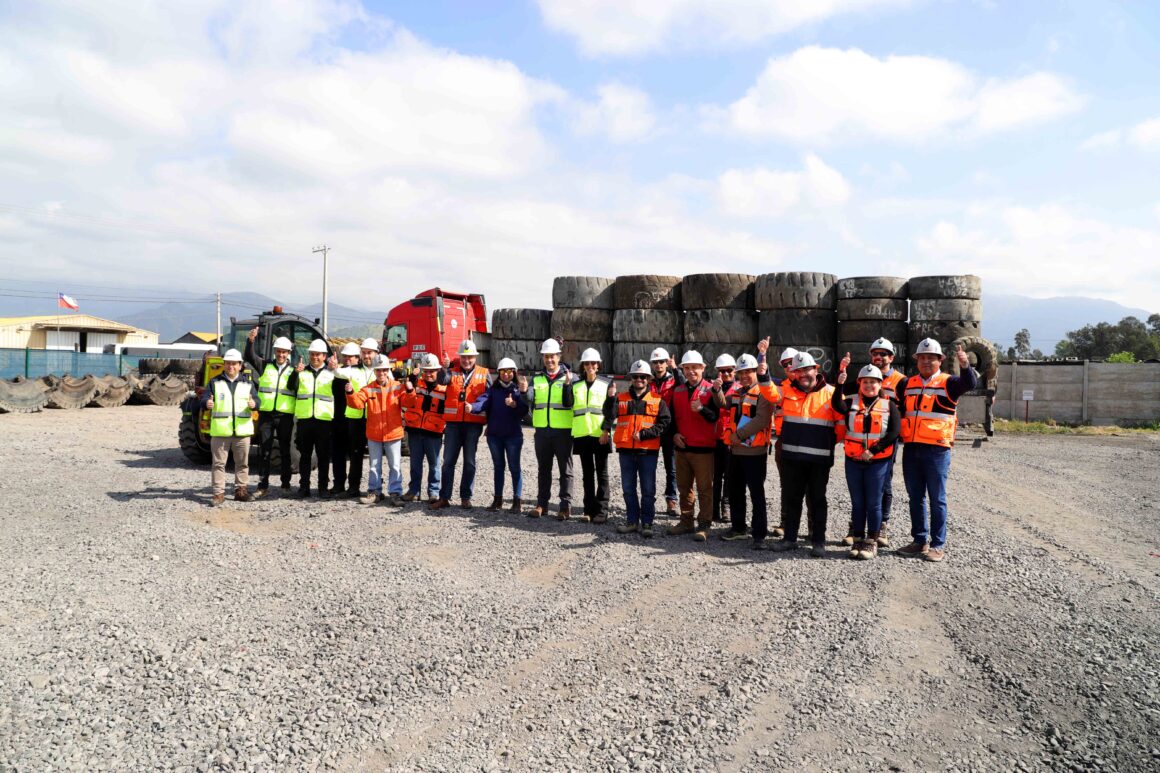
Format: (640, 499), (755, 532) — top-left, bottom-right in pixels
(402, 381), (447, 435)
(348, 379), (405, 442)
(442, 366), (489, 425)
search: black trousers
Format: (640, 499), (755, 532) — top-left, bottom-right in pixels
(330, 414), (348, 492)
(296, 418), (332, 494)
(534, 428), (573, 508)
(713, 441), (731, 520)
(256, 411), (294, 489)
(781, 459), (831, 545)
(346, 417), (367, 492)
(728, 454), (768, 541)
(660, 429), (677, 503)
(573, 436), (610, 516)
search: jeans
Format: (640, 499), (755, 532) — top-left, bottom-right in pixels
(296, 418), (331, 494)
(712, 442), (731, 520)
(534, 428), (573, 508)
(728, 454), (768, 540)
(367, 439), (403, 495)
(903, 443), (952, 548)
(660, 430), (677, 503)
(345, 418), (367, 492)
(440, 422), (484, 501)
(846, 443), (899, 533)
(487, 434), (524, 499)
(619, 452), (658, 525)
(845, 458), (891, 538)
(256, 411), (293, 489)
(780, 459), (830, 545)
(406, 430), (443, 498)
(573, 436), (610, 516)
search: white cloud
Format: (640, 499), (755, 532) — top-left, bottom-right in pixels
(1079, 129), (1122, 151)
(1130, 117), (1160, 149)
(1079, 116), (1160, 151)
(575, 83), (656, 143)
(720, 46), (1083, 143)
(535, 0), (901, 56)
(718, 154), (851, 218)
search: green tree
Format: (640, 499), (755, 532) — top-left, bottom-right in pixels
(1106, 351), (1137, 363)
(1055, 316), (1160, 360)
(1013, 328), (1032, 359)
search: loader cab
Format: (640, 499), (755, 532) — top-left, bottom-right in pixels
(228, 308), (326, 368)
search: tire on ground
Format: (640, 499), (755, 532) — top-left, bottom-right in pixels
(836, 298), (908, 321)
(550, 308), (613, 341)
(834, 276), (909, 300)
(43, 375), (99, 409)
(683, 309), (758, 344)
(680, 273), (755, 310)
(137, 358), (173, 375)
(612, 309), (682, 342)
(552, 276), (615, 309)
(89, 376), (133, 408)
(0, 378), (50, 413)
(770, 344), (836, 380)
(613, 275), (682, 310)
(491, 339), (544, 372)
(757, 309), (835, 346)
(754, 272), (837, 310)
(908, 275), (982, 300)
(561, 340), (614, 370)
(143, 375), (188, 407)
(491, 309), (552, 341)
(909, 299), (983, 322)
(163, 358), (203, 377)
(612, 342), (680, 376)
(836, 320), (907, 344)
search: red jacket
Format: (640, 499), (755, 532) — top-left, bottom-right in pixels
(671, 379), (718, 450)
(716, 380), (741, 441)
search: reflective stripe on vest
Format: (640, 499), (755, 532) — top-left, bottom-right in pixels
(443, 367), (489, 424)
(881, 370), (904, 402)
(844, 394), (892, 460)
(613, 391), (661, 450)
(572, 377), (610, 438)
(294, 370), (335, 421)
(209, 379), (255, 438)
(777, 383), (839, 462)
(900, 371), (958, 448)
(403, 383), (447, 434)
(258, 362), (295, 414)
(532, 373), (572, 430)
(724, 384), (771, 448)
(340, 366), (373, 420)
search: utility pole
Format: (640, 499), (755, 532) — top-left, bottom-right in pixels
(215, 292), (222, 351)
(313, 244), (330, 337)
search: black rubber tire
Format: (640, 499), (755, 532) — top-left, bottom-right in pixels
(163, 358), (203, 377)
(552, 276), (615, 309)
(267, 422), (305, 471)
(179, 408), (211, 465)
(491, 339), (544, 372)
(953, 336), (998, 386)
(909, 298), (983, 322)
(491, 309), (552, 340)
(129, 375), (156, 404)
(89, 376), (133, 408)
(691, 343), (750, 373)
(770, 344), (836, 380)
(613, 275), (682, 310)
(612, 342), (680, 376)
(754, 272), (837, 310)
(137, 358), (173, 375)
(470, 331), (493, 351)
(612, 309), (682, 342)
(561, 340), (614, 371)
(684, 309), (758, 344)
(757, 309), (835, 347)
(836, 298), (908, 321)
(834, 276), (909, 300)
(680, 274), (755, 310)
(144, 376), (189, 407)
(908, 275), (982, 300)
(908, 319), (981, 344)
(837, 320), (907, 344)
(44, 375), (99, 409)
(550, 308), (613, 341)
(0, 378), (50, 413)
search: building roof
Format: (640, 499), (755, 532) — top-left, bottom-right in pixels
(0, 314), (158, 336)
(184, 331), (219, 343)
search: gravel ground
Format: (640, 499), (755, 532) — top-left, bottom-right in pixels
(1, 406), (1158, 772)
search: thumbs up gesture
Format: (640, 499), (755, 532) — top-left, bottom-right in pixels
(517, 374), (528, 392)
(295, 360), (305, 373)
(839, 351), (851, 372)
(956, 343), (970, 369)
(247, 397), (256, 409)
(504, 393), (516, 408)
(206, 397), (214, 410)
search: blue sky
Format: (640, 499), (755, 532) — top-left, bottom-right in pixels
(1, 0), (1158, 318)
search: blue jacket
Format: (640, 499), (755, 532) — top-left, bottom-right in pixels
(470, 378), (529, 438)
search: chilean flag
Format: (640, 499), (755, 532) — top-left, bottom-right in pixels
(58, 293), (79, 311)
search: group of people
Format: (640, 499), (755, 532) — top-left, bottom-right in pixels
(203, 329), (976, 562)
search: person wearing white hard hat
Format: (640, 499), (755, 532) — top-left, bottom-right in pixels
(896, 338), (976, 563)
(325, 342), (360, 497)
(832, 364), (902, 560)
(470, 356), (529, 513)
(333, 339), (379, 498)
(613, 360), (672, 538)
(200, 348), (257, 506)
(710, 352), (741, 523)
(721, 348), (779, 547)
(288, 339), (337, 498)
(245, 327), (297, 497)
(346, 355), (406, 506)
(769, 349), (844, 557)
(400, 353), (447, 503)
(524, 338), (576, 519)
(667, 350), (720, 541)
(432, 338), (490, 511)
(648, 346), (684, 517)
(570, 347), (615, 523)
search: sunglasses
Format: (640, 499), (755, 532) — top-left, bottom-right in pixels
(630, 375), (650, 380)
(717, 368), (735, 374)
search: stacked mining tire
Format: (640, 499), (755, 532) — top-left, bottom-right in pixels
(836, 276), (909, 377)
(550, 276), (615, 370)
(680, 273), (757, 369)
(491, 308), (552, 372)
(611, 275), (683, 375)
(907, 275), (983, 375)
(755, 272), (837, 379)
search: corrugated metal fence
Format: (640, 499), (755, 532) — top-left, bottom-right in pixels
(0, 349), (144, 380)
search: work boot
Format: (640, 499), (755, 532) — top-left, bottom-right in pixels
(487, 496), (503, 512)
(210, 494), (225, 507)
(849, 541), (864, 560)
(860, 538), (879, 560)
(843, 526), (857, 547)
(387, 493), (405, 507)
(592, 512), (608, 524)
(771, 539), (798, 553)
(616, 521), (639, 534)
(556, 504), (571, 521)
(897, 541), (929, 558)
(253, 488), (268, 500)
(877, 522), (891, 547)
(720, 530), (749, 542)
(429, 498), (450, 510)
(693, 528), (709, 542)
(319, 489), (333, 500)
(360, 492), (382, 505)
(461, 498), (473, 510)
(665, 500), (679, 517)
(402, 492), (417, 502)
(510, 497), (522, 514)
(771, 524), (784, 538)
(295, 488), (310, 499)
(809, 543), (826, 558)
(641, 523), (655, 538)
(666, 522), (695, 536)
(923, 547), (946, 563)
(527, 505), (544, 518)
(234, 487), (251, 502)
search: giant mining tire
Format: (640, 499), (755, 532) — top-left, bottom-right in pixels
(836, 298), (908, 321)
(163, 358), (203, 377)
(491, 309), (552, 341)
(613, 275), (682, 310)
(0, 377), (50, 414)
(143, 375), (189, 407)
(89, 376), (134, 408)
(137, 358), (173, 375)
(43, 375), (99, 410)
(680, 273), (755, 310)
(910, 299), (983, 322)
(129, 375), (156, 404)
(837, 320), (907, 344)
(491, 339), (543, 372)
(908, 275), (982, 300)
(179, 408), (211, 465)
(757, 309), (836, 347)
(550, 308), (613, 341)
(835, 276), (909, 300)
(561, 340), (614, 371)
(612, 342), (681, 376)
(770, 344), (836, 381)
(691, 343), (751, 372)
(952, 336), (998, 386)
(612, 309), (682, 342)
(908, 319), (981, 344)
(683, 309), (758, 344)
(267, 422), (306, 471)
(552, 276), (615, 309)
(754, 272), (837, 310)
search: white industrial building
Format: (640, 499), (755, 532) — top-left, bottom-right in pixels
(0, 315), (159, 352)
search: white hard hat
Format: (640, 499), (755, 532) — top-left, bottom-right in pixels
(458, 339), (479, 356)
(340, 342), (360, 357)
(222, 348), (243, 362)
(540, 338), (562, 355)
(914, 338), (944, 358)
(791, 352), (817, 370)
(868, 337), (895, 355)
(361, 338), (380, 352)
(715, 353), (737, 369)
(628, 359), (652, 376)
(308, 339), (329, 354)
(419, 353), (441, 370)
(858, 364), (883, 381)
(680, 350), (705, 367)
(735, 353), (758, 371)
(496, 357), (517, 371)
(372, 354), (392, 370)
(649, 347), (670, 362)
(779, 347), (799, 363)
(579, 347), (602, 363)
(272, 336), (293, 351)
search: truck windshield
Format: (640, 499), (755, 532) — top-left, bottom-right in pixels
(385, 324), (407, 348)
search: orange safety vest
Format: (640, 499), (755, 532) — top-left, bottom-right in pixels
(614, 391), (662, 451)
(778, 382), (843, 462)
(724, 383), (772, 449)
(881, 369), (905, 403)
(402, 381), (447, 434)
(442, 367), (489, 425)
(844, 394), (893, 461)
(900, 371), (958, 448)
(715, 381), (740, 442)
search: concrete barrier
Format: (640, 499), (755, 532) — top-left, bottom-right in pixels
(992, 361), (1160, 425)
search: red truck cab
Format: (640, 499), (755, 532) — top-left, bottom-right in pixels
(382, 288), (489, 367)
